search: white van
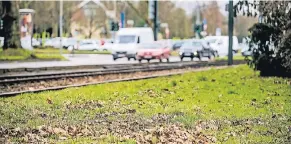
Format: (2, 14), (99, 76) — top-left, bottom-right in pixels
(111, 28), (154, 61)
(204, 36), (239, 56)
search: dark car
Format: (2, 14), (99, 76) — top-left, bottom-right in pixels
(179, 39), (215, 61)
(172, 41), (184, 50)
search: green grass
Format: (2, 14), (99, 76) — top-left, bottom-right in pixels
(0, 48), (111, 61)
(216, 55), (247, 61)
(0, 48), (33, 61)
(33, 53), (66, 60)
(1, 65), (290, 143)
(33, 47), (70, 54)
(0, 48), (66, 61)
(35, 47), (111, 55)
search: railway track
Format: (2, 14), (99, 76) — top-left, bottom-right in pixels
(0, 61), (203, 84)
(0, 60), (245, 97)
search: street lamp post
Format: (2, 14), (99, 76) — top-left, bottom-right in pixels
(59, 0), (63, 55)
(228, 0), (234, 65)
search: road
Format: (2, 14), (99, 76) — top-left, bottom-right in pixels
(0, 54), (210, 69)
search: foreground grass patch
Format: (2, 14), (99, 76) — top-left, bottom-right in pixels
(1, 65), (290, 143)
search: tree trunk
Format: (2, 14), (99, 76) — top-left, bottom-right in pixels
(88, 14), (94, 39)
(1, 1), (20, 50)
(88, 30), (92, 39)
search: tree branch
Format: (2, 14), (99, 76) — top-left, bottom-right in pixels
(126, 1), (151, 26)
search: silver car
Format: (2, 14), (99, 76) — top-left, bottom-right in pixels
(179, 39), (215, 61)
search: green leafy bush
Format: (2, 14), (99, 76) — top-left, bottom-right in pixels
(235, 1), (291, 77)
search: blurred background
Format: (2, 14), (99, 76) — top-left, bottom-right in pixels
(0, 1), (257, 42)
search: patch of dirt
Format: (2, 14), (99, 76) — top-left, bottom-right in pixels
(0, 114), (216, 143)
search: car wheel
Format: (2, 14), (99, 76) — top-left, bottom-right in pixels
(197, 53), (202, 61)
(113, 55), (117, 61)
(103, 49), (108, 51)
(93, 49), (98, 52)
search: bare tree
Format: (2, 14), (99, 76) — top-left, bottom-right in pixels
(75, 5), (107, 39)
(201, 1), (226, 36)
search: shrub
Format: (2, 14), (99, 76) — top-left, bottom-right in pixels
(235, 1), (291, 77)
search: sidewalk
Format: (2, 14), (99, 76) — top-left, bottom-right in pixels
(0, 54), (135, 69)
(0, 54), (181, 69)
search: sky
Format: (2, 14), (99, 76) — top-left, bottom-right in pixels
(175, 0), (230, 16)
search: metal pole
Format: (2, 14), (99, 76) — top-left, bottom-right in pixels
(113, 1), (117, 41)
(59, 0), (63, 55)
(228, 0), (233, 65)
(195, 2), (201, 39)
(153, 0), (158, 41)
(114, 1), (117, 20)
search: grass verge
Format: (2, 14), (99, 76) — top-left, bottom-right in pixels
(215, 55), (248, 61)
(1, 65), (290, 143)
(35, 47), (111, 55)
(0, 48), (111, 61)
(0, 48), (65, 61)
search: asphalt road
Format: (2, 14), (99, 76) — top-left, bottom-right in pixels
(0, 54), (211, 69)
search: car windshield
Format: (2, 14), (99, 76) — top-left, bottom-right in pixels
(181, 41), (202, 49)
(116, 35), (136, 44)
(174, 42), (183, 46)
(141, 43), (162, 49)
(182, 41), (192, 47)
(192, 41), (202, 46)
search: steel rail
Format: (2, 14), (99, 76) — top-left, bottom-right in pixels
(0, 61), (218, 84)
(0, 61), (205, 80)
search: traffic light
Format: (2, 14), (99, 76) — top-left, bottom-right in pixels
(194, 24), (201, 33)
(110, 21), (115, 31)
(148, 1), (155, 20)
(110, 21), (119, 31)
(114, 22), (119, 31)
(148, 0), (158, 40)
